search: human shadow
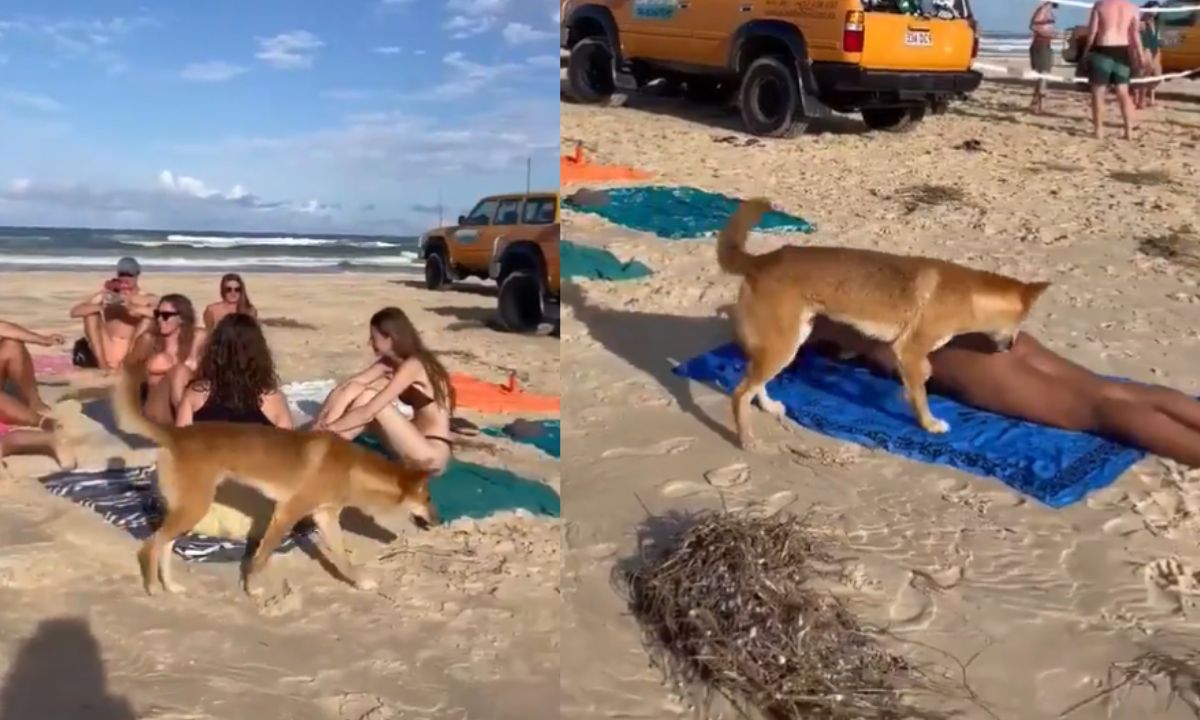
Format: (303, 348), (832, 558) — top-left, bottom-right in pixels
(80, 397), (153, 450)
(561, 282), (739, 446)
(0, 617), (136, 720)
(426, 305), (497, 326)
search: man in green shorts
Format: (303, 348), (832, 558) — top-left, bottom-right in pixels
(1081, 0), (1144, 139)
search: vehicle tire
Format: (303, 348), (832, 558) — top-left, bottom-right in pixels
(567, 37), (616, 104)
(738, 56), (806, 138)
(685, 77), (737, 105)
(424, 251), (450, 291)
(497, 270), (545, 334)
(861, 106), (924, 132)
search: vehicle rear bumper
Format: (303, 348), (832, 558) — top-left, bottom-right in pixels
(813, 64), (982, 98)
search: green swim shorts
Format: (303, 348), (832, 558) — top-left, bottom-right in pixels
(1087, 47), (1132, 86)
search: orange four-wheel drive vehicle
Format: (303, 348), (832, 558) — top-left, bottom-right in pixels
(418, 191), (560, 291)
(490, 223), (561, 334)
(561, 0), (983, 137)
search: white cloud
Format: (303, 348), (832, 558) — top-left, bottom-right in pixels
(448, 0), (509, 14)
(501, 22), (553, 44)
(0, 14), (154, 74)
(373, 46), (403, 55)
(255, 31), (323, 70)
(2, 91), (62, 113)
(444, 14), (495, 39)
(443, 0), (511, 39)
(414, 49), (427, 56)
(321, 88), (374, 101)
(180, 61), (246, 82)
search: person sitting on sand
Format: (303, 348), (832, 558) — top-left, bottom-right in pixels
(176, 313), (293, 428)
(1080, 0), (1145, 140)
(203, 273), (256, 330)
(1028, 1), (1059, 114)
(809, 317), (1200, 468)
(68, 257), (157, 372)
(0, 320), (75, 470)
(124, 294), (204, 425)
(313, 306), (454, 473)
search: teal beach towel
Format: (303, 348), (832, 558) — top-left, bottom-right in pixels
(563, 186), (815, 239)
(561, 240), (652, 281)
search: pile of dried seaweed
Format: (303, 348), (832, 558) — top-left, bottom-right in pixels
(619, 510), (945, 719)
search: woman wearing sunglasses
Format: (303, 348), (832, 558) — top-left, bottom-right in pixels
(203, 273), (257, 330)
(124, 294), (204, 425)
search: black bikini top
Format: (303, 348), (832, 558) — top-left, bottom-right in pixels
(399, 385), (435, 412)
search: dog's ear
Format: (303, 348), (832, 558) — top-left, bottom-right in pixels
(1021, 280), (1051, 306)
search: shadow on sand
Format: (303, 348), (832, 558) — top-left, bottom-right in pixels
(0, 617), (136, 720)
(561, 282), (738, 446)
(389, 279), (496, 298)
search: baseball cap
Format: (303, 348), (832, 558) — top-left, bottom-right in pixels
(115, 256), (142, 276)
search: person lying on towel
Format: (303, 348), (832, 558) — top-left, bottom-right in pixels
(810, 316), (1200, 466)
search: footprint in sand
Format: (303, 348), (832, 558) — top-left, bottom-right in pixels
(889, 572), (935, 626)
(601, 436), (696, 459)
(738, 490), (799, 518)
(704, 463), (750, 489)
(659, 480), (708, 499)
(584, 542), (618, 560)
(1086, 487), (1128, 511)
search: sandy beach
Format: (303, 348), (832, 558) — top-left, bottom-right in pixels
(0, 272), (560, 720)
(561, 69), (1200, 720)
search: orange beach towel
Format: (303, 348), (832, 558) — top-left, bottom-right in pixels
(451, 373), (559, 415)
(560, 145), (652, 186)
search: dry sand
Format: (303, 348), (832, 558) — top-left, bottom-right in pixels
(0, 272), (560, 720)
(561, 73), (1200, 719)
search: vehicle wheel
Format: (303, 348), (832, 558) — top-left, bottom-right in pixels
(685, 77), (737, 105)
(497, 270), (545, 334)
(738, 56), (806, 138)
(567, 37), (616, 104)
(424, 252), (450, 291)
(861, 106), (923, 132)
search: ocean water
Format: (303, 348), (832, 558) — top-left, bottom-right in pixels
(979, 31), (1064, 56)
(0, 226), (421, 273)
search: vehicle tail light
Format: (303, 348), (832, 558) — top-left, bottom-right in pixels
(844, 11), (865, 54)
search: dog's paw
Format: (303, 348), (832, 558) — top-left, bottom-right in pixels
(924, 418), (951, 434)
(161, 580), (187, 595)
(759, 397), (787, 420)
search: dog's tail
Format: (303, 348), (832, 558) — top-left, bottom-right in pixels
(111, 363), (173, 447)
(716, 197), (772, 276)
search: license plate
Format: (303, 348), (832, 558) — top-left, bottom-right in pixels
(905, 30), (932, 47)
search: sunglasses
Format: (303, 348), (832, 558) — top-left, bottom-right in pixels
(222, 285), (242, 293)
(154, 310), (180, 321)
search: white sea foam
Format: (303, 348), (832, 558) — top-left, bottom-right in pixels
(0, 253), (420, 270)
(118, 234), (406, 249)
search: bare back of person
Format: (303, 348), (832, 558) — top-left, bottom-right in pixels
(1093, 0), (1140, 46)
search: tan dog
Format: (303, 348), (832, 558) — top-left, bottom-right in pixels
(718, 198), (1051, 448)
(111, 365), (438, 596)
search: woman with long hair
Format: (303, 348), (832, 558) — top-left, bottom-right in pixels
(203, 273), (256, 330)
(125, 294), (203, 425)
(175, 313), (291, 427)
(315, 307), (454, 473)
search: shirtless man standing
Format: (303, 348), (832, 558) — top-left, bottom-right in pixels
(1081, 0), (1144, 139)
(68, 257), (157, 372)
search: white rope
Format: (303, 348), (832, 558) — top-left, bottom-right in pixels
(1047, 0), (1200, 13)
(972, 59), (1200, 84)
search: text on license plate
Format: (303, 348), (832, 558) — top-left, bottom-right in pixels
(905, 30), (932, 47)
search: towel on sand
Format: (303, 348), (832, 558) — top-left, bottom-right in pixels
(561, 240), (652, 281)
(482, 419), (561, 458)
(41, 438), (559, 562)
(563, 186), (815, 239)
(673, 343), (1146, 508)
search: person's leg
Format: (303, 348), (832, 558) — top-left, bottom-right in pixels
(316, 380), (377, 427)
(0, 425), (76, 470)
(1093, 394), (1200, 467)
(0, 338), (49, 415)
(81, 315), (109, 369)
(166, 363), (193, 411)
(1089, 83), (1106, 139)
(1113, 81), (1135, 140)
(0, 390), (42, 427)
(143, 377), (174, 425)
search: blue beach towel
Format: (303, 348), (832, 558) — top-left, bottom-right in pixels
(482, 419), (562, 458)
(673, 344), (1146, 508)
(562, 240), (652, 281)
(563, 186), (815, 239)
(40, 465), (311, 562)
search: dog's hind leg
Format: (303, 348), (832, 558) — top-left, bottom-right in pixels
(140, 457), (216, 595)
(242, 497), (310, 597)
(310, 505), (375, 590)
(732, 306), (814, 450)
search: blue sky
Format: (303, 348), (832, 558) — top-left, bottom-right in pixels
(0, 0), (560, 235)
(974, 0), (1089, 33)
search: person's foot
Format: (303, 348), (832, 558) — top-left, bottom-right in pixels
(51, 428), (77, 471)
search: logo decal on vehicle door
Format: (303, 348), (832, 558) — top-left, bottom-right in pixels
(633, 0), (678, 20)
(458, 230), (480, 244)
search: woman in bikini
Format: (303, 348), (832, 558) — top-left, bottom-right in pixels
(0, 320), (74, 470)
(124, 294), (203, 425)
(203, 273), (256, 330)
(314, 307), (454, 473)
(176, 313), (292, 427)
(810, 317), (1200, 467)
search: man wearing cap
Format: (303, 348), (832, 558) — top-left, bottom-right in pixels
(68, 257), (158, 372)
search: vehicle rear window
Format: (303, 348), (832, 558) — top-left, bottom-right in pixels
(522, 197), (556, 224)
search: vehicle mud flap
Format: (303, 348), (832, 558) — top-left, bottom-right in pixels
(795, 59), (834, 122)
